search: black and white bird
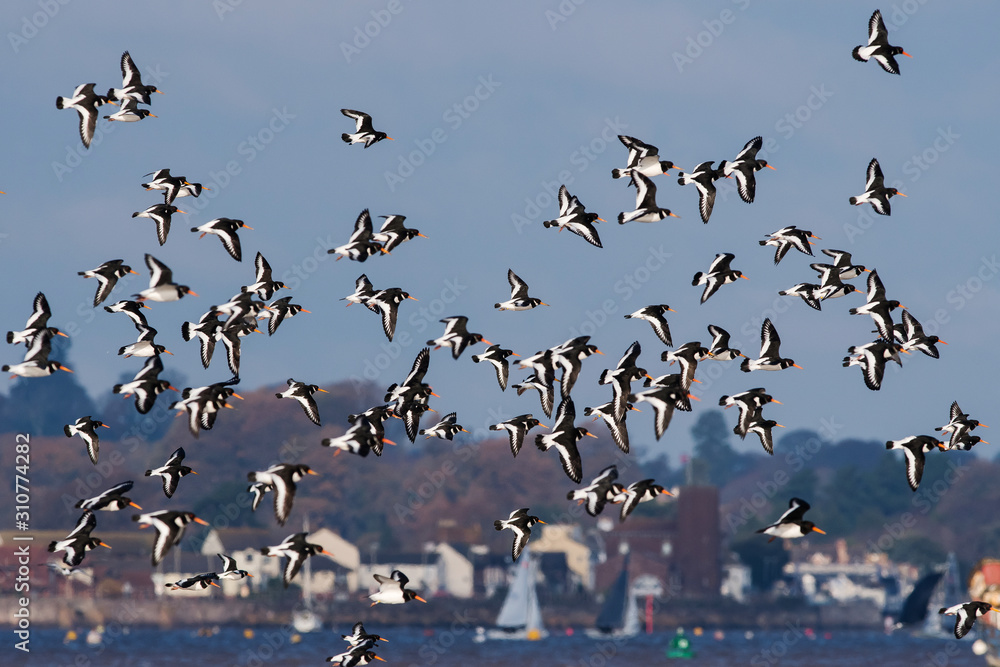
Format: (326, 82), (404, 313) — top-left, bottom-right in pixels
(64, 416), (109, 465)
(939, 602), (999, 640)
(261, 532), (332, 587)
(598, 340), (649, 421)
(566, 465), (620, 517)
(542, 185), (604, 248)
(275, 378), (328, 426)
(427, 316), (490, 359)
(107, 51), (164, 104)
(618, 173), (679, 224)
(494, 508), (545, 561)
(218, 553), (253, 581)
(624, 304), (674, 346)
(104, 299), (150, 330)
(165, 572), (220, 591)
(329, 209), (384, 262)
(192, 218), (252, 262)
(720, 388), (781, 438)
(630, 379), (694, 441)
(131, 204), (183, 246)
(322, 420), (393, 458)
(612, 479), (673, 522)
(134, 254), (198, 302)
(743, 406), (784, 455)
(75, 481), (141, 512)
(7, 292), (66, 345)
(472, 344), (518, 391)
(704, 324), (744, 361)
(247, 464), (318, 526)
(894, 310), (946, 358)
(141, 169), (206, 206)
(534, 397), (597, 483)
(419, 412), (467, 440)
(719, 136), (775, 204)
(113, 354), (176, 414)
(693, 253), (747, 303)
(132, 510), (209, 566)
(937, 401), (989, 451)
(489, 414), (545, 457)
(661, 341), (708, 391)
(327, 645), (386, 666)
(78, 260), (137, 307)
(369, 569), (426, 605)
(760, 226), (819, 265)
(849, 158), (906, 215)
(777, 282), (825, 311)
(48, 511), (110, 566)
(242, 252), (287, 301)
(118, 325), (173, 358)
(342, 274), (377, 308)
(259, 296), (309, 336)
(820, 249), (868, 281)
(495, 269), (548, 310)
(180, 309), (222, 369)
(342, 621), (387, 648)
(368, 287), (417, 342)
(104, 97), (156, 122)
(756, 498), (825, 542)
(372, 214), (425, 253)
(144, 447), (197, 498)
(849, 269), (905, 341)
(341, 109), (392, 147)
(810, 263), (859, 301)
(56, 83), (114, 148)
(583, 400), (633, 454)
(611, 135), (678, 183)
(677, 161), (726, 223)
(741, 318), (801, 372)
(852, 9), (911, 75)
(512, 368), (556, 419)
(886, 436), (944, 491)
(843, 338), (906, 391)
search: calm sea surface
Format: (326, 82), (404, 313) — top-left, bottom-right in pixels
(11, 626), (986, 666)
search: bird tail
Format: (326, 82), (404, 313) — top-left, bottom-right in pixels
(181, 322), (194, 341)
(48, 541), (57, 552)
(493, 520), (503, 531)
(598, 369), (610, 385)
(541, 220), (555, 228)
(851, 46), (867, 62)
(617, 213), (627, 224)
(534, 434), (546, 450)
(848, 196), (859, 205)
(144, 470), (152, 476)
(112, 384), (123, 394)
(740, 358), (751, 373)
(718, 395), (730, 406)
(341, 133), (351, 144)
(55, 96), (66, 109)
(63, 425), (73, 437)
(885, 441), (893, 449)
(611, 168), (624, 179)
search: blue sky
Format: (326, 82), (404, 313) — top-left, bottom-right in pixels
(3, 1), (998, 463)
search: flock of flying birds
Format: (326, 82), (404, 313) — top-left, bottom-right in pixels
(6, 9), (992, 654)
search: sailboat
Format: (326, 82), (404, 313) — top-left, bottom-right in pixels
(477, 547), (548, 641)
(292, 515), (321, 633)
(586, 553), (639, 639)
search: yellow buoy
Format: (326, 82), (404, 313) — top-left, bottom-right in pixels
(527, 629), (541, 641)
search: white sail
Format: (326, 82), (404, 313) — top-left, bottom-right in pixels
(487, 548), (547, 640)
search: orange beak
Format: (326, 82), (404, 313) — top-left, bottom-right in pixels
(812, 527), (826, 534)
(129, 501), (142, 509)
(194, 517), (209, 525)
